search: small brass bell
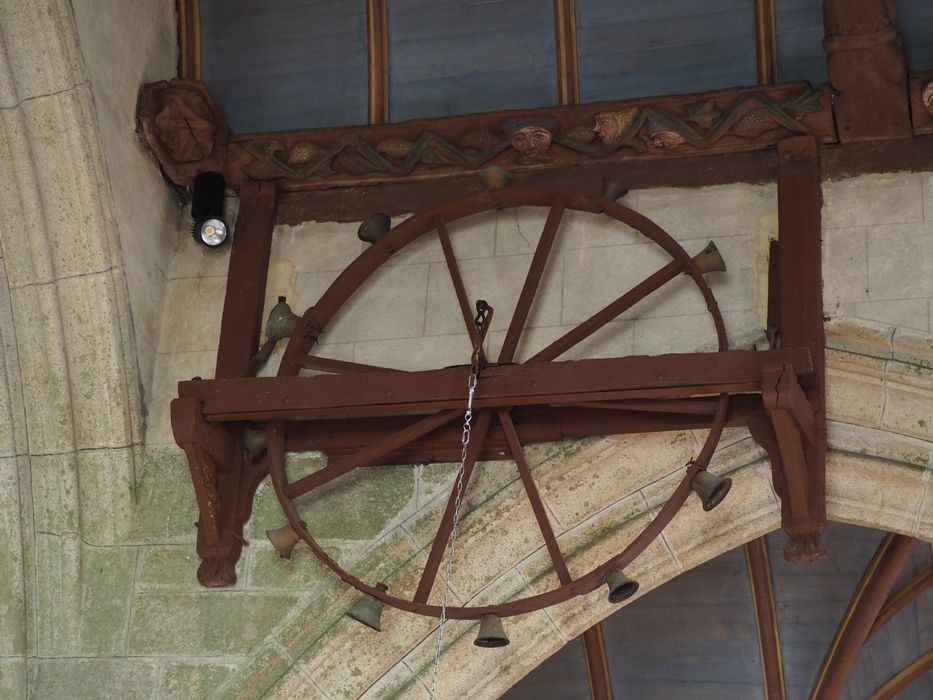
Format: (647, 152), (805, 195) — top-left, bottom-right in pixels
(242, 427), (268, 460)
(600, 176), (628, 202)
(474, 613), (510, 648)
(692, 469), (732, 512)
(265, 296), (301, 343)
(693, 241), (727, 274)
(605, 567), (640, 604)
(478, 166), (511, 189)
(266, 523), (301, 559)
(346, 582), (389, 631)
(358, 213), (391, 243)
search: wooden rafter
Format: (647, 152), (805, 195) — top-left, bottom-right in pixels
(868, 564), (932, 638)
(867, 651), (933, 700)
(176, 0), (200, 80)
(745, 537), (786, 700)
(366, 0), (389, 124)
(553, 0), (580, 105)
(581, 624), (613, 700)
(753, 0), (777, 84)
(809, 533), (918, 700)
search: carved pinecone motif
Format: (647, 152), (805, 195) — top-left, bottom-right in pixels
(731, 108), (777, 138)
(287, 142), (321, 165)
(376, 137), (415, 159)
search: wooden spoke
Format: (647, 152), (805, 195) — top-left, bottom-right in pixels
(529, 256), (684, 363)
(284, 409), (461, 499)
(498, 409), (571, 584)
(498, 198), (566, 364)
(868, 564), (932, 638)
(809, 533), (918, 700)
(295, 355), (403, 374)
(436, 219), (485, 363)
(413, 410), (494, 604)
(867, 650), (933, 700)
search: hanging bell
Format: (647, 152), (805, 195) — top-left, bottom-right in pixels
(478, 166), (511, 189)
(242, 427), (268, 460)
(605, 567), (640, 604)
(693, 241), (727, 274)
(692, 469), (733, 512)
(265, 296), (301, 343)
(473, 613), (510, 648)
(358, 213), (391, 243)
(266, 523), (301, 559)
(600, 176), (628, 202)
(346, 582), (389, 631)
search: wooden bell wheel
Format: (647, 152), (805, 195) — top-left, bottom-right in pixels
(266, 186), (730, 620)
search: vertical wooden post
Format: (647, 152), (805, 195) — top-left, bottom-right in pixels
(215, 181), (278, 379)
(367, 0), (390, 124)
(553, 0), (580, 106)
(822, 0), (911, 141)
(776, 136), (826, 559)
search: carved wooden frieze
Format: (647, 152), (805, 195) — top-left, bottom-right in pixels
(139, 79), (835, 190)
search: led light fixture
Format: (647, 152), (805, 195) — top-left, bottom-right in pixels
(191, 171), (228, 248)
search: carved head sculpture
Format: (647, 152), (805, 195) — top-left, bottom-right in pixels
(923, 81), (933, 117)
(502, 117), (558, 164)
(644, 116), (686, 149)
(593, 108), (638, 146)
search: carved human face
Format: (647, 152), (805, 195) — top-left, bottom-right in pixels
(593, 114), (619, 145)
(509, 125), (553, 164)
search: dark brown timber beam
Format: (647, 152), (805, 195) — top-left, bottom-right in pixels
(745, 537), (787, 700)
(365, 0), (389, 124)
(809, 533), (918, 700)
(867, 650), (933, 700)
(180, 349), (812, 422)
(867, 564), (932, 639)
(214, 182), (277, 379)
(553, 0), (580, 106)
(581, 623), (614, 700)
(754, 0), (777, 84)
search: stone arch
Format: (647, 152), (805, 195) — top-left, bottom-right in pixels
(216, 318), (933, 699)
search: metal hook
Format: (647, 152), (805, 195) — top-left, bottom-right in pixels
(471, 300), (493, 375)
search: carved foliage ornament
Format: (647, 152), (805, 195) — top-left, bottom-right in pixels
(239, 88), (823, 182)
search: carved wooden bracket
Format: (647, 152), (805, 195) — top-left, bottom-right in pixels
(171, 395), (267, 586)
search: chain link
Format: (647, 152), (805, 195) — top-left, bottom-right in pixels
(428, 371), (477, 699)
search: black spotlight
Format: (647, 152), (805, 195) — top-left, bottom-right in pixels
(191, 171), (228, 248)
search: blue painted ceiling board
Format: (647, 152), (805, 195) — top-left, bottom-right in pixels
(200, 0), (368, 133)
(775, 0), (828, 85)
(501, 636), (590, 699)
(388, 0), (558, 123)
(576, 0), (757, 102)
(897, 0), (933, 71)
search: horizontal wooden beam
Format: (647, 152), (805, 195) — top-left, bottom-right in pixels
(179, 348), (812, 422)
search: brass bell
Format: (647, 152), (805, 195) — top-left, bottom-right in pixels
(600, 176), (628, 202)
(474, 613), (510, 648)
(242, 427), (268, 460)
(478, 166), (511, 189)
(693, 241), (727, 274)
(358, 213), (391, 243)
(692, 469), (732, 512)
(265, 296), (301, 343)
(346, 582), (389, 631)
(266, 523), (301, 559)
(605, 567), (640, 604)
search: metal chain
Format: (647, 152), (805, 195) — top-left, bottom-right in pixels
(428, 370), (477, 700)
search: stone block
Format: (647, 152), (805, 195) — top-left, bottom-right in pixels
(272, 220), (365, 274)
(353, 660), (430, 700)
(266, 667), (328, 699)
(131, 447), (200, 544)
(881, 361), (933, 440)
(534, 431), (694, 529)
(0, 457), (25, 656)
(30, 452), (80, 534)
(157, 276), (227, 354)
(825, 349), (886, 427)
(160, 661), (240, 700)
(893, 326), (933, 369)
(382, 209), (497, 267)
(0, 276), (25, 458)
(28, 658), (158, 700)
(866, 221), (933, 301)
(77, 545), (136, 654)
(837, 299), (930, 332)
(77, 448), (136, 545)
(426, 252), (561, 336)
(487, 319), (634, 362)
(823, 173), (923, 229)
(823, 226), (869, 306)
(222, 643), (295, 700)
(493, 203), (639, 256)
(923, 172), (933, 221)
(636, 183), (776, 241)
(827, 421), (932, 469)
(34, 532), (81, 656)
(354, 333), (472, 372)
(825, 452), (926, 536)
(146, 350), (217, 446)
(138, 544), (232, 591)
(8, 284), (75, 454)
(826, 318), (894, 359)
(129, 591), (298, 655)
(297, 262), (429, 344)
(0, 659), (26, 700)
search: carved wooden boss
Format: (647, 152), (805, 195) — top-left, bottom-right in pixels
(140, 32), (933, 617)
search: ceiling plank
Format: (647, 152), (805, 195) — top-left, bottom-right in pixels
(745, 537), (786, 700)
(809, 533), (919, 700)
